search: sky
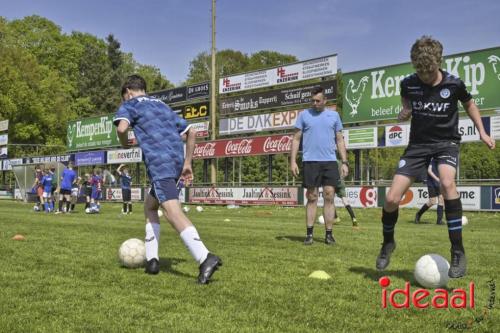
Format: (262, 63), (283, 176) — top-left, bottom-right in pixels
(2, 0), (499, 85)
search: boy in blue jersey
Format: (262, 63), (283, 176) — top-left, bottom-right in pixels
(117, 164), (133, 214)
(291, 86), (349, 245)
(375, 36), (495, 278)
(89, 168), (103, 213)
(40, 169), (54, 213)
(56, 162), (77, 214)
(114, 75), (221, 284)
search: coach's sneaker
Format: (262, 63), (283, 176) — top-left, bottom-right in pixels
(325, 234), (336, 245)
(449, 249), (467, 278)
(304, 235), (313, 245)
(376, 241), (396, 271)
(145, 258), (160, 275)
(352, 218), (358, 227)
(198, 253), (222, 284)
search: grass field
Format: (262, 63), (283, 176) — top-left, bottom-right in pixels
(0, 200), (498, 332)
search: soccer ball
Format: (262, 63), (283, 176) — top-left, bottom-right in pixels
(317, 215), (325, 224)
(33, 205), (40, 212)
(85, 207), (91, 214)
(118, 238), (146, 268)
(158, 209), (163, 217)
(196, 206), (204, 212)
(414, 254), (450, 288)
(182, 206), (190, 213)
(462, 215), (468, 226)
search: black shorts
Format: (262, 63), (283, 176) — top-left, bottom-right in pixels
(84, 188), (92, 197)
(122, 188), (131, 202)
(60, 189), (71, 196)
(396, 142), (459, 179)
(302, 161), (340, 188)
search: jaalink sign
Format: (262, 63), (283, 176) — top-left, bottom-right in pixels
(67, 115), (119, 151)
(342, 46), (500, 124)
(219, 80), (336, 115)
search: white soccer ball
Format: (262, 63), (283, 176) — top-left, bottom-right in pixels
(462, 215), (468, 226)
(182, 206), (190, 213)
(158, 209), (163, 217)
(317, 215), (325, 224)
(33, 205), (40, 212)
(196, 206), (203, 212)
(414, 254), (450, 288)
(118, 238), (146, 268)
(85, 207), (91, 214)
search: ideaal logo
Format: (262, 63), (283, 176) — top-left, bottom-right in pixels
(379, 276), (475, 309)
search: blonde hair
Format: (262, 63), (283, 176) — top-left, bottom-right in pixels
(410, 36), (443, 73)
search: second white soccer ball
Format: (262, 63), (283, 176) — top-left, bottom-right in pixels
(182, 206), (190, 213)
(317, 215), (325, 224)
(414, 254), (450, 288)
(462, 215), (468, 226)
(196, 206), (204, 212)
(118, 238), (146, 268)
(157, 209), (163, 217)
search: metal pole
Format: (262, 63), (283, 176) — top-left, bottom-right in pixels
(210, 0), (217, 185)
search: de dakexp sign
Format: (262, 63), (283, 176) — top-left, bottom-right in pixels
(342, 47), (500, 124)
(67, 115), (119, 151)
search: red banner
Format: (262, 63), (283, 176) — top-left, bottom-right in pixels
(193, 134), (293, 159)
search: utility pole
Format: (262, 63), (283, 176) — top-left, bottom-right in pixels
(210, 0), (217, 185)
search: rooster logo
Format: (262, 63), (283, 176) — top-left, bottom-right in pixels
(67, 124), (76, 147)
(488, 55), (500, 81)
(345, 76), (369, 116)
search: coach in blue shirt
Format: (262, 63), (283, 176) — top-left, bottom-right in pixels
(291, 86), (349, 246)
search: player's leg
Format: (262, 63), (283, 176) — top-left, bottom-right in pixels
(415, 193), (437, 224)
(156, 179), (221, 284)
(64, 193), (71, 213)
(438, 163), (466, 278)
(376, 174), (413, 270)
(436, 194), (444, 225)
(304, 187), (318, 245)
(143, 191), (161, 274)
(323, 185), (336, 245)
(341, 196), (358, 226)
(121, 188), (128, 214)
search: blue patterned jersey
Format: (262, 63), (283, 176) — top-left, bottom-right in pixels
(120, 173), (132, 190)
(114, 96), (190, 181)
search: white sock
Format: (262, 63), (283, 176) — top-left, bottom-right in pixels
(145, 222), (160, 261)
(180, 226), (209, 264)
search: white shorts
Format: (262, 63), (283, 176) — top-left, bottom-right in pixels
(71, 188), (79, 197)
(42, 192), (51, 198)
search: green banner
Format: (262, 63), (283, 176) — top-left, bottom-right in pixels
(67, 115), (120, 151)
(342, 47), (500, 124)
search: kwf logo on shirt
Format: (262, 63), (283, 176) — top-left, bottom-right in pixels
(412, 101), (451, 112)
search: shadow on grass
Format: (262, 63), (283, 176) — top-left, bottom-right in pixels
(349, 266), (414, 283)
(158, 257), (193, 278)
(275, 235), (324, 243)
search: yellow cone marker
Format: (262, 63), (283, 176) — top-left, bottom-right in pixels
(308, 270), (331, 280)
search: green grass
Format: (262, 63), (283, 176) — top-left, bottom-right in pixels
(0, 200), (498, 332)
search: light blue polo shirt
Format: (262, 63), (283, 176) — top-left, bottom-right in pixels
(294, 108), (343, 162)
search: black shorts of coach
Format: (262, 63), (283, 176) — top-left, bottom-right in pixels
(122, 188), (131, 202)
(302, 161), (341, 188)
(396, 142), (460, 179)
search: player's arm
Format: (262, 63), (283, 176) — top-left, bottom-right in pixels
(116, 164), (124, 175)
(181, 126), (196, 183)
(463, 100), (496, 150)
(116, 120), (131, 148)
(398, 97), (412, 122)
(336, 131), (349, 178)
(290, 128), (302, 177)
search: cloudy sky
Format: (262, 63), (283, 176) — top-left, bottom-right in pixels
(2, 0), (499, 85)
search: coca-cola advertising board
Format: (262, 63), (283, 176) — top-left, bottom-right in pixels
(193, 134), (293, 159)
(189, 187), (298, 205)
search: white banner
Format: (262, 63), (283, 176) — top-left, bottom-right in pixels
(458, 118), (480, 142)
(491, 116), (500, 139)
(219, 110), (300, 135)
(107, 148), (142, 164)
(0, 147), (7, 159)
(105, 188), (142, 201)
(385, 124), (410, 147)
(2, 158), (23, 171)
(190, 121), (210, 138)
(0, 120), (8, 132)
(344, 127), (378, 149)
(304, 186), (378, 208)
(0, 134), (8, 146)
(190, 187), (298, 205)
(397, 186), (481, 210)
(219, 54), (337, 94)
